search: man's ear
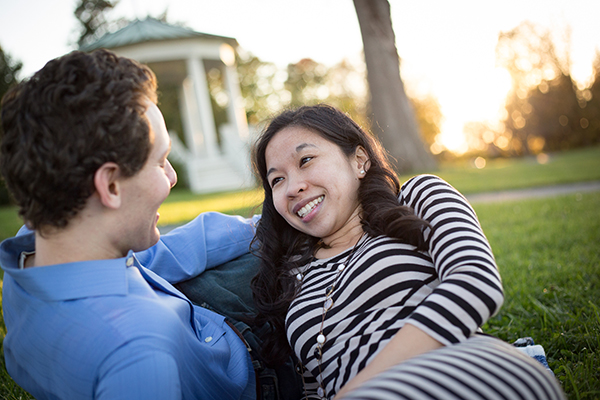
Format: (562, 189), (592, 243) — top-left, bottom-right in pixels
(354, 146), (370, 177)
(94, 162), (122, 209)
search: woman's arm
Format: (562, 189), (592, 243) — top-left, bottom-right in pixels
(338, 174), (503, 398)
(334, 323), (442, 399)
(398, 174), (504, 344)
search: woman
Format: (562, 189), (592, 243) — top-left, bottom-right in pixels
(251, 104), (564, 399)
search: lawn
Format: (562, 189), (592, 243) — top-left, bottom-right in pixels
(478, 192), (600, 399)
(0, 145), (598, 399)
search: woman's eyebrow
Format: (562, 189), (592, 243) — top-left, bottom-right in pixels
(296, 143), (316, 152)
(266, 167), (277, 178)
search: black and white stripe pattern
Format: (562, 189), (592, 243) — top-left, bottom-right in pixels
(286, 175), (563, 399)
(398, 175), (504, 344)
(342, 335), (564, 400)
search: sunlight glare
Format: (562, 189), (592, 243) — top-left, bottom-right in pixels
(438, 120), (469, 154)
(437, 67), (511, 154)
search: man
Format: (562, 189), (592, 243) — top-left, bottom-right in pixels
(0, 49), (262, 399)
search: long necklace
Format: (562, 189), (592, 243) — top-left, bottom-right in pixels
(296, 233), (366, 399)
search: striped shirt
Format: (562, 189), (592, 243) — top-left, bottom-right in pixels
(285, 175), (504, 398)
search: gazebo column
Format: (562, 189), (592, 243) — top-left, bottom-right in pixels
(179, 80), (203, 157)
(221, 63), (252, 184)
(186, 56), (219, 159)
(223, 64), (249, 140)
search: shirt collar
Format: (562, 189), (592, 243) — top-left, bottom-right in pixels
(1, 233), (130, 301)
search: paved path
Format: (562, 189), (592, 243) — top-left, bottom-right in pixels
(465, 180), (600, 204)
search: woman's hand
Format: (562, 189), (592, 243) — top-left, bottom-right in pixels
(334, 323), (443, 399)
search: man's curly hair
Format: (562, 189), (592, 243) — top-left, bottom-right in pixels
(0, 49), (158, 231)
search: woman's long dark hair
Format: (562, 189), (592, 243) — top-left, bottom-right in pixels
(251, 104), (429, 366)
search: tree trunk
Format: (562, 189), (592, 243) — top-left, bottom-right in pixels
(353, 0), (437, 173)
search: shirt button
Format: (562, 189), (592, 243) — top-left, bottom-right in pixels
(204, 336), (213, 343)
(126, 257), (134, 266)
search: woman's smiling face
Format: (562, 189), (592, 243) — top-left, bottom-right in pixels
(265, 126), (365, 244)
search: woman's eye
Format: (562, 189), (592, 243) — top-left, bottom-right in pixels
(271, 177), (283, 187)
(300, 156), (313, 166)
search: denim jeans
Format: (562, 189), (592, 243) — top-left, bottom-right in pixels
(176, 253), (304, 400)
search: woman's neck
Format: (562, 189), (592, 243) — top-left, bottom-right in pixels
(315, 211), (365, 259)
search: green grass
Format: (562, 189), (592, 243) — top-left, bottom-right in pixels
(0, 145), (598, 399)
(0, 207), (22, 244)
(158, 187), (264, 226)
(475, 192), (600, 399)
(420, 145), (600, 195)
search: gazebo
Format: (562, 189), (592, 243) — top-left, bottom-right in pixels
(81, 18), (254, 194)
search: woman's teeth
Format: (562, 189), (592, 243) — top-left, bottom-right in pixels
(297, 196), (324, 218)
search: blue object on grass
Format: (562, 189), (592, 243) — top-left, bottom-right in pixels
(513, 337), (554, 375)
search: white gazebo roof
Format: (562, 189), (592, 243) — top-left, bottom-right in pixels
(80, 17), (237, 52)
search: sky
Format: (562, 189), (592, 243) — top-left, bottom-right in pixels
(2, 0), (600, 153)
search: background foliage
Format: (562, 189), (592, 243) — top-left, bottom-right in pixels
(0, 46), (21, 206)
(466, 21), (600, 157)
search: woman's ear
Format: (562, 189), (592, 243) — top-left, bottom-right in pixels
(354, 146), (370, 177)
(94, 162), (122, 209)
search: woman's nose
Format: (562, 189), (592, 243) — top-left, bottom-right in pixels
(286, 174), (307, 198)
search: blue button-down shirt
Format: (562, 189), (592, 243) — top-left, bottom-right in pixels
(0, 212), (260, 400)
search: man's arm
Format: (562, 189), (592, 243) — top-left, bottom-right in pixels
(136, 212), (260, 283)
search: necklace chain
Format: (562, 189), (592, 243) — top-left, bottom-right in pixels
(296, 233), (365, 399)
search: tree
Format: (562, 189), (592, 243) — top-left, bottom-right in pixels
(581, 51), (600, 146)
(0, 46), (21, 100)
(353, 0), (436, 172)
(236, 52), (289, 126)
(494, 21), (595, 155)
(284, 58), (368, 127)
(74, 0), (119, 47)
(408, 93), (443, 151)
(285, 58), (328, 107)
(0, 45), (22, 205)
